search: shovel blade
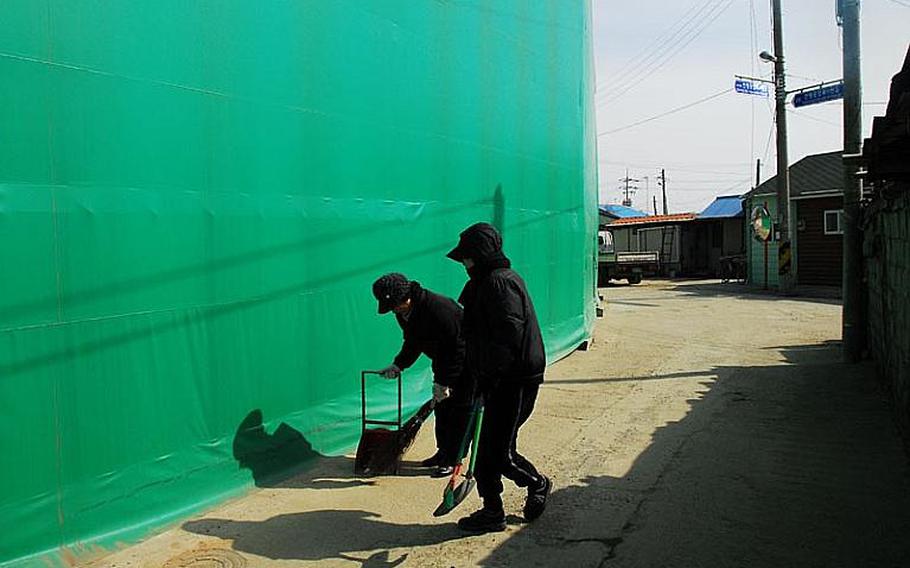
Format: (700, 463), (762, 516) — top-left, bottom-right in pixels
(452, 477), (476, 503)
(432, 491), (456, 517)
(432, 477), (476, 517)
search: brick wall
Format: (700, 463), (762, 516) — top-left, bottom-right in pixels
(865, 186), (910, 436)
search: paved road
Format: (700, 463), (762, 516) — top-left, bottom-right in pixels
(85, 281), (910, 567)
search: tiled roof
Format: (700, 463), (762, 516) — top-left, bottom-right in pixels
(750, 150), (843, 197)
(609, 212), (698, 226)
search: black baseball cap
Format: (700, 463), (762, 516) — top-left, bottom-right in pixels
(372, 273), (411, 314)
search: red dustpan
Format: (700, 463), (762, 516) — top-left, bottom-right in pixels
(354, 370), (435, 476)
(433, 401), (484, 517)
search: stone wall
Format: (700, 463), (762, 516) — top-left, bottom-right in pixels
(864, 185), (910, 437)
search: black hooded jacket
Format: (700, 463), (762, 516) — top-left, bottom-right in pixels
(451, 223), (546, 391)
(392, 282), (466, 390)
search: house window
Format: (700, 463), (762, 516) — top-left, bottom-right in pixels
(824, 210), (844, 235)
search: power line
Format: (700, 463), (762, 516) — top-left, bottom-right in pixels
(638, 180), (751, 193)
(597, 0), (735, 104)
(761, 114), (775, 166)
(601, 158), (753, 167)
(602, 166), (751, 176)
(887, 0), (910, 8)
(596, 1), (709, 94)
(599, 88), (733, 136)
(595, 0), (710, 92)
(785, 71), (826, 83)
(749, 0), (758, 177)
(658, 178), (754, 184)
(819, 100), (889, 106)
(596, 0), (718, 95)
(608, 1), (737, 105)
(786, 108), (841, 128)
(601, 0), (733, 103)
(716, 178), (753, 193)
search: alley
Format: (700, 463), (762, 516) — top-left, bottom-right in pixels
(86, 281), (910, 567)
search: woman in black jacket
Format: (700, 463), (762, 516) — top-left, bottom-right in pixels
(373, 273), (474, 477)
(446, 222), (551, 533)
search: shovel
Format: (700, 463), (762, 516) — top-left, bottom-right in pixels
(433, 400), (484, 517)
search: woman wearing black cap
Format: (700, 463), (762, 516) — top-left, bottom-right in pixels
(372, 273), (474, 477)
(447, 222), (551, 532)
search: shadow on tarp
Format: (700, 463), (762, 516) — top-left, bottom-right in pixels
(0, 203), (581, 380)
(0, 196), (497, 325)
(476, 342), (910, 567)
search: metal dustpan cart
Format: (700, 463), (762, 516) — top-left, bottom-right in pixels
(354, 370), (434, 476)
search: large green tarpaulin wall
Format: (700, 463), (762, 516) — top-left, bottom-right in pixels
(0, 2), (597, 564)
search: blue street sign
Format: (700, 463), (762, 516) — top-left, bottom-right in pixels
(793, 81), (844, 107)
(735, 79), (769, 97)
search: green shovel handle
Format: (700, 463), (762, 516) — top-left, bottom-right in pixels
(466, 404), (484, 474)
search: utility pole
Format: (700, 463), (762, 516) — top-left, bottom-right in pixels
(755, 158), (762, 188)
(653, 196), (659, 216)
(769, 0), (793, 293)
(643, 176), (651, 212)
(659, 169), (668, 215)
(619, 169), (640, 208)
(840, 0), (866, 362)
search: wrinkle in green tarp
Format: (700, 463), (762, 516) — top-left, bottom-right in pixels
(0, 1), (597, 565)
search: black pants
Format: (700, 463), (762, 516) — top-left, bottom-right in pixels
(475, 382), (543, 510)
(434, 395), (474, 465)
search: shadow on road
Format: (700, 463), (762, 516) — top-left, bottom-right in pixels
(668, 280), (843, 305)
(189, 342), (909, 566)
(480, 341), (910, 567)
(600, 280), (842, 307)
(183, 510), (468, 564)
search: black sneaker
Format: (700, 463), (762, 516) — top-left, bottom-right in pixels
(524, 475), (551, 521)
(420, 453), (443, 467)
(430, 465), (454, 478)
(457, 508), (507, 533)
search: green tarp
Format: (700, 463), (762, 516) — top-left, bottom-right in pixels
(0, 2), (597, 564)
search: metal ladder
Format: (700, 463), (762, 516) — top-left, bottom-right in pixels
(660, 226), (675, 275)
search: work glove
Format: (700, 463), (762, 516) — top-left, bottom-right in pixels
(378, 364), (401, 379)
(432, 382), (452, 403)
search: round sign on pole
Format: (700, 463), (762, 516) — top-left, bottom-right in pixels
(752, 206), (772, 242)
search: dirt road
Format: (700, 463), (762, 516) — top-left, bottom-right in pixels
(85, 280), (910, 567)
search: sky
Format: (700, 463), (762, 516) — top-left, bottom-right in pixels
(592, 0), (910, 214)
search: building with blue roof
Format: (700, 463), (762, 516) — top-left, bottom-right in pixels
(598, 204), (648, 226)
(600, 195), (745, 279)
(699, 195), (745, 219)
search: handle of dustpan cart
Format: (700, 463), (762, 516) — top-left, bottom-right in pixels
(361, 370), (402, 432)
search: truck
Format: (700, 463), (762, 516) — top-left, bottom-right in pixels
(598, 229), (660, 286)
